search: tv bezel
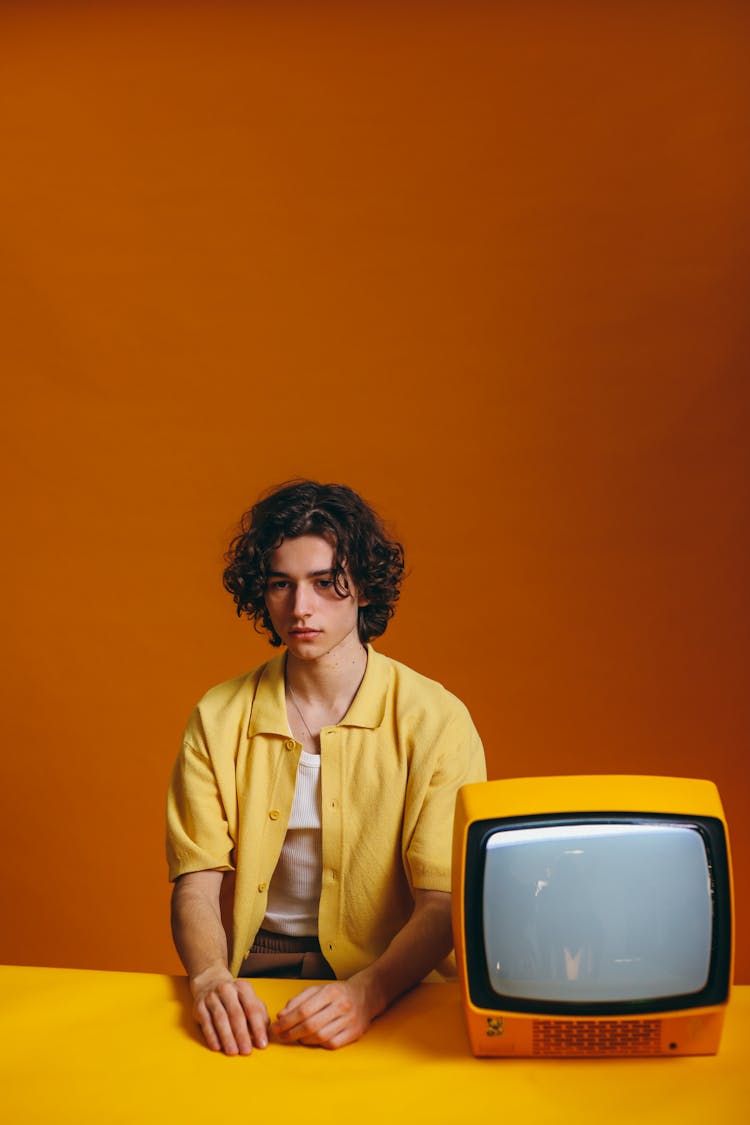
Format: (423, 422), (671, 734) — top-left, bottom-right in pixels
(464, 811), (732, 1017)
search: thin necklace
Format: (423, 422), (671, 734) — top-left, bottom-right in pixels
(287, 681), (316, 742)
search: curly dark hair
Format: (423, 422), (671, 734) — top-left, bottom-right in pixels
(223, 480), (405, 646)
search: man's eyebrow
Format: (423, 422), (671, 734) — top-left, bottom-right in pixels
(266, 568), (335, 578)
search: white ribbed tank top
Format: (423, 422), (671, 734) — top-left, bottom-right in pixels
(262, 750), (323, 936)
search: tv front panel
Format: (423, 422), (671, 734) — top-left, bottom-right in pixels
(452, 776), (734, 1058)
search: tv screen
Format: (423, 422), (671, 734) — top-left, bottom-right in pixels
(464, 811), (731, 1017)
(482, 820), (713, 1003)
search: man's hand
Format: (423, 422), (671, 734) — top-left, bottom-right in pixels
(172, 871), (270, 1056)
(270, 978), (378, 1050)
(271, 888), (453, 1051)
(190, 965), (270, 1056)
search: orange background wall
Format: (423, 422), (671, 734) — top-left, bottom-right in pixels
(2, 1), (748, 980)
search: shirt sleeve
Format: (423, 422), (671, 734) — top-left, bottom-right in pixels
(404, 706), (487, 892)
(166, 717), (235, 882)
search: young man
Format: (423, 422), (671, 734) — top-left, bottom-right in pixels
(167, 480), (485, 1054)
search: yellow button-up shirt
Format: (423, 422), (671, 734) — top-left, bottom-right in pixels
(166, 646), (486, 978)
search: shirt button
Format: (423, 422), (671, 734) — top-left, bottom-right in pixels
(284, 739), (296, 751)
(269, 809), (281, 820)
(258, 882), (267, 892)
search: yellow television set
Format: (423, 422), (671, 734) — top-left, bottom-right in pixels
(452, 776), (733, 1057)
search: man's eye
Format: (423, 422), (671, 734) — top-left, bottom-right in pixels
(316, 579), (333, 589)
(269, 580), (289, 590)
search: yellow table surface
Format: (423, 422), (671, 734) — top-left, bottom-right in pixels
(2, 965), (749, 1124)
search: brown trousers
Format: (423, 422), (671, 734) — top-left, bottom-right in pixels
(238, 928), (336, 980)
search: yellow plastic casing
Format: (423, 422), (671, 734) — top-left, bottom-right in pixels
(452, 775), (734, 1057)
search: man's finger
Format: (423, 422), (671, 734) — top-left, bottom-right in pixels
(297, 1013), (352, 1047)
(238, 989), (270, 1048)
(274, 996), (350, 1041)
(275, 983), (322, 1018)
(323, 1022), (365, 1050)
(194, 1002), (223, 1052)
(204, 992), (246, 1055)
(222, 988), (256, 1055)
(274, 983), (342, 1029)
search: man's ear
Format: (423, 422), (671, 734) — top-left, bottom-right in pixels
(353, 578), (369, 607)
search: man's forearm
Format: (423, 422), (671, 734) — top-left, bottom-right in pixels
(171, 871), (232, 988)
(171, 870), (270, 1054)
(351, 889), (454, 1019)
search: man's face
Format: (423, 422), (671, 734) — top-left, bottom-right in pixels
(264, 535), (365, 661)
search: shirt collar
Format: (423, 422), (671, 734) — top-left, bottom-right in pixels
(247, 651), (290, 738)
(246, 644), (389, 738)
(339, 645), (389, 729)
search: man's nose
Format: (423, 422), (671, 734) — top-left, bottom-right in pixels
(292, 585), (312, 616)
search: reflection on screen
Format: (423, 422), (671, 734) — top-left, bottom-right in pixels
(483, 823), (712, 1002)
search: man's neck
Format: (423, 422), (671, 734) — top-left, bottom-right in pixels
(285, 636), (368, 717)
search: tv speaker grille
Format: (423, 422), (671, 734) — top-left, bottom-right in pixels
(532, 1018), (661, 1057)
